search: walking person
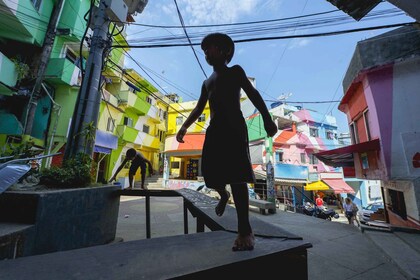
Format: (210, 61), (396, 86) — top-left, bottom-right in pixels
(315, 194), (324, 208)
(176, 33), (277, 251)
(343, 197), (360, 227)
(109, 148), (153, 190)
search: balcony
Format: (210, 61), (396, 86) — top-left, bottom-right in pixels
(44, 58), (81, 86)
(116, 125), (139, 143)
(0, 0), (48, 45)
(135, 131), (160, 150)
(0, 52), (18, 96)
(147, 106), (161, 123)
(117, 91), (149, 115)
(101, 89), (119, 107)
(57, 0), (89, 41)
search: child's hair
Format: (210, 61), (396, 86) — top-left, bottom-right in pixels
(126, 148), (136, 158)
(201, 33), (235, 63)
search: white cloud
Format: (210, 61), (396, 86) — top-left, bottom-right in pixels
(178, 0), (261, 25)
(288, 38), (311, 49)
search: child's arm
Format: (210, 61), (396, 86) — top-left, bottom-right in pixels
(176, 82), (209, 143)
(236, 66), (277, 137)
(109, 158), (128, 182)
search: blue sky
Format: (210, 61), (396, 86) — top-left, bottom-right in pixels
(125, 0), (414, 133)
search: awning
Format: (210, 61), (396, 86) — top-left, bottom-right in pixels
(164, 133), (205, 156)
(305, 180), (330, 191)
(254, 166), (308, 186)
(94, 145), (112, 154)
(315, 139), (380, 167)
(322, 178), (355, 194)
(94, 130), (118, 154)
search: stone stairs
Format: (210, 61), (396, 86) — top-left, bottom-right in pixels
(134, 174), (164, 189)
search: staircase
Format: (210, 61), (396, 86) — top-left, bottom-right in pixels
(134, 174), (164, 189)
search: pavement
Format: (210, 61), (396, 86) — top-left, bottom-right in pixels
(117, 191), (420, 280)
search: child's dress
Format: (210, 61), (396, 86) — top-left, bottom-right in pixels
(201, 66), (255, 189)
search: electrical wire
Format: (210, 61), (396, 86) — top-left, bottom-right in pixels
(173, 0), (208, 79)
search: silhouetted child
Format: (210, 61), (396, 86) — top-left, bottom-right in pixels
(109, 148), (153, 189)
(176, 33), (277, 251)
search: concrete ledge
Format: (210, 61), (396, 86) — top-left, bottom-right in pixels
(0, 231), (311, 279)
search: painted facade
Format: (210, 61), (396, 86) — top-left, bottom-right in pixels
(0, 1), (169, 189)
(162, 77), (351, 200)
(317, 26), (420, 229)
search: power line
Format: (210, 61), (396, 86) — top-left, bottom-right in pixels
(173, 0), (207, 79)
(120, 9), (340, 28)
(113, 22), (414, 49)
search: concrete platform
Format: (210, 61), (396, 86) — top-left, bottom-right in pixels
(0, 231), (311, 279)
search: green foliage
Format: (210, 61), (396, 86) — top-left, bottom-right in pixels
(11, 56), (30, 81)
(40, 153), (97, 188)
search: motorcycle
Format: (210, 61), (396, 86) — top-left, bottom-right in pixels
(301, 202), (340, 221)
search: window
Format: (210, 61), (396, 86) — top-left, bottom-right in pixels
(363, 110), (371, 141)
(198, 114), (206, 122)
(309, 154), (318, 164)
(65, 47), (78, 64)
(107, 117), (115, 132)
(309, 127), (319, 137)
(157, 130), (165, 142)
(350, 121), (359, 144)
(276, 151), (283, 162)
(123, 117), (133, 127)
(325, 130), (334, 140)
(143, 124), (150, 134)
(300, 153), (306, 164)
(163, 111), (168, 120)
(171, 161), (180, 169)
(176, 116), (183, 125)
(146, 96), (153, 104)
(31, 0), (42, 11)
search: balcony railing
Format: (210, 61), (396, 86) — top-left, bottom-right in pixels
(101, 89), (119, 107)
(44, 58), (81, 86)
(0, 52), (18, 95)
(117, 91), (149, 115)
(116, 125), (139, 143)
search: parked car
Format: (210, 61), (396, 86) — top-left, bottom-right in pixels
(357, 202), (384, 224)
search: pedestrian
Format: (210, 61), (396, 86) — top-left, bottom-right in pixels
(343, 197), (360, 226)
(315, 194), (324, 208)
(176, 33), (277, 251)
(109, 148), (153, 189)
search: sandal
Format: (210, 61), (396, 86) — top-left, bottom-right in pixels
(215, 190), (230, 217)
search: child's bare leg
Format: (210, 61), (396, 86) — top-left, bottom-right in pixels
(231, 183), (254, 251)
(215, 186), (230, 216)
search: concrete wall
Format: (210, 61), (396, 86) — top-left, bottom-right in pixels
(0, 185), (120, 257)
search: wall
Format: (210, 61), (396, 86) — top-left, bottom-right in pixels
(0, 186), (120, 257)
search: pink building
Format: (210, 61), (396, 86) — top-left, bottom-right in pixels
(316, 26), (420, 229)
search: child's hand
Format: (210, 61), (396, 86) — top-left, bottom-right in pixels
(264, 120), (277, 137)
(176, 126), (187, 143)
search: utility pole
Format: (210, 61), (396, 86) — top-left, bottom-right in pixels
(265, 136), (276, 213)
(23, 0), (66, 136)
(64, 0), (149, 160)
(64, 1), (111, 160)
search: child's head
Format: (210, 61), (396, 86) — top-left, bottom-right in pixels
(201, 33), (234, 64)
(126, 148), (136, 160)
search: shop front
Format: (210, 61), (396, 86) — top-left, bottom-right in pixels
(254, 163), (309, 211)
(162, 133), (206, 190)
